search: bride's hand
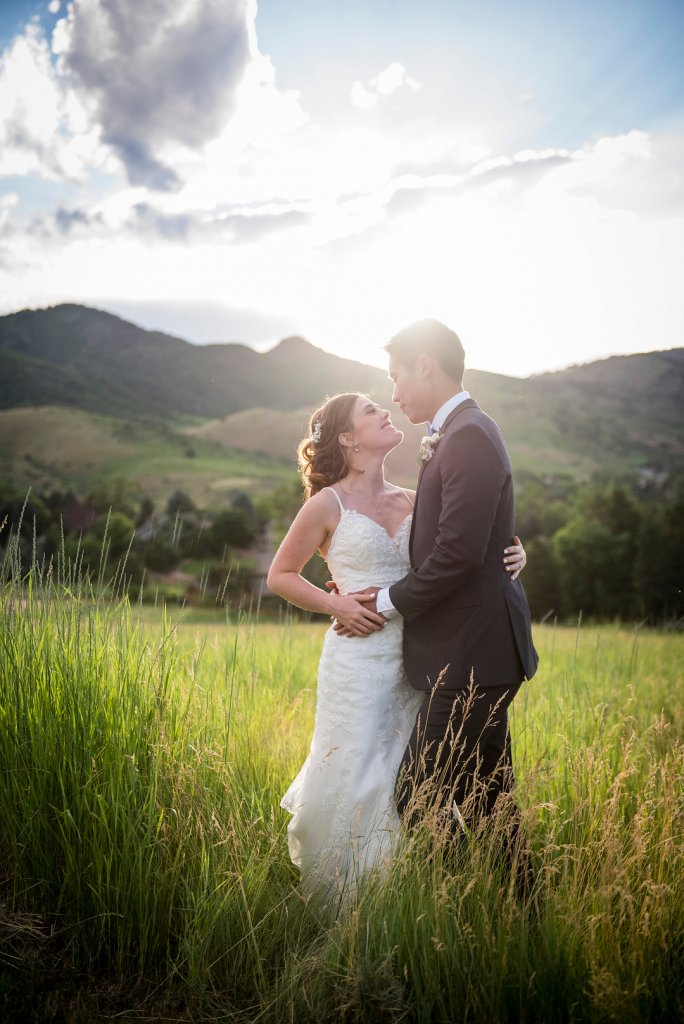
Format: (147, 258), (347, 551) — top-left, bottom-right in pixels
(503, 535), (526, 581)
(329, 592), (386, 636)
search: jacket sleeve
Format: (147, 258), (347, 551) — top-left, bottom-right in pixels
(389, 424), (507, 621)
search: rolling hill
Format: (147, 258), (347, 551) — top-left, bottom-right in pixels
(0, 304), (682, 505)
(0, 304), (391, 418)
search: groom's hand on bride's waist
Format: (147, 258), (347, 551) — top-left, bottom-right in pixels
(326, 584), (388, 637)
(358, 587), (382, 617)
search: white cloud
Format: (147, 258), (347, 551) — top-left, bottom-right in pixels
(48, 1), (61, 13)
(374, 62), (420, 97)
(0, 0), (307, 207)
(350, 81), (377, 111)
(351, 62), (420, 110)
(0, 192), (19, 231)
(291, 131), (684, 373)
(372, 134), (680, 227)
(536, 131), (684, 218)
(25, 194), (311, 250)
(0, 22), (100, 179)
(212, 49), (308, 153)
(53, 0), (255, 190)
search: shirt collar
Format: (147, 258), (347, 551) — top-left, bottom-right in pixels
(428, 390), (470, 434)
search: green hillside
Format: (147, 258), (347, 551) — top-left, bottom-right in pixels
(1, 304), (682, 504)
(0, 406), (293, 509)
(0, 304), (390, 418)
(182, 352), (684, 485)
(471, 349), (684, 478)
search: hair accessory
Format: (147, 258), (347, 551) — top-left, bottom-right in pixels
(311, 420), (323, 444)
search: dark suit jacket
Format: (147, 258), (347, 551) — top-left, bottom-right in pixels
(389, 398), (539, 691)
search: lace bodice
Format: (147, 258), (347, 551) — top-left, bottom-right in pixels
(326, 510), (412, 594)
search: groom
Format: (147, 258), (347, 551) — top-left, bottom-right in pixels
(361, 319), (538, 855)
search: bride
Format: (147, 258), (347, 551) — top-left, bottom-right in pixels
(267, 392), (526, 898)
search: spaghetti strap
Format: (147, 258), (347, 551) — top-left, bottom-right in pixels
(401, 489), (414, 508)
(328, 487), (346, 513)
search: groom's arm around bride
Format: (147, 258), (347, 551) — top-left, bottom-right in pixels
(389, 396), (538, 692)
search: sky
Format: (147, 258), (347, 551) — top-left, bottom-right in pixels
(0, 0), (683, 377)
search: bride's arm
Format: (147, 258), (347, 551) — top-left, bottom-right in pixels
(267, 493), (387, 636)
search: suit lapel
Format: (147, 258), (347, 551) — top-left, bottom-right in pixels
(440, 397), (479, 434)
(409, 398), (479, 560)
(409, 451), (428, 556)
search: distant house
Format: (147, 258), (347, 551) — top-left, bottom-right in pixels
(134, 514), (161, 543)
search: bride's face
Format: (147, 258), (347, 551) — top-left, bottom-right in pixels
(347, 395), (403, 454)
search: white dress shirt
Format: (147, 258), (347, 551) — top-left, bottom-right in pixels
(376, 390), (471, 619)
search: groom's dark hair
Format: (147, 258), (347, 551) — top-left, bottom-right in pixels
(385, 318), (465, 382)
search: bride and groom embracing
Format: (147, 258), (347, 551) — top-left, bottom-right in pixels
(268, 318), (539, 900)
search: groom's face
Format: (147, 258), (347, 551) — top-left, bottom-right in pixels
(388, 355), (432, 424)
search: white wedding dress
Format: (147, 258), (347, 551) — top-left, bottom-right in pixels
(281, 487), (423, 899)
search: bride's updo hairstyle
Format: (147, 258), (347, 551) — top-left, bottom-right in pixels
(298, 392), (362, 499)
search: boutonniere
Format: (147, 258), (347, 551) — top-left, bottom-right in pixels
(418, 432), (442, 465)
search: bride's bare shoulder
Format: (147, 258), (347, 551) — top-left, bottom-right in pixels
(305, 487), (343, 520)
(305, 487), (343, 556)
(388, 483), (416, 503)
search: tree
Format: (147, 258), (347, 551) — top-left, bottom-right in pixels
(635, 499), (684, 621)
(231, 490), (264, 531)
(81, 511), (137, 569)
(166, 489), (196, 516)
(209, 509), (256, 551)
(144, 537), (181, 572)
(256, 477), (303, 529)
(231, 491), (255, 517)
(515, 474), (571, 542)
(553, 518), (632, 618)
(0, 482), (49, 539)
(582, 485), (641, 538)
(519, 537), (563, 621)
(86, 477), (137, 519)
(136, 495), (155, 526)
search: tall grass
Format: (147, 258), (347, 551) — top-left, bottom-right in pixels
(0, 517), (682, 1021)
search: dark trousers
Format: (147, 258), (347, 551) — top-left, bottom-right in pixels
(395, 683), (532, 892)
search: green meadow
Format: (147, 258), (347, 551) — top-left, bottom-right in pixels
(0, 544), (682, 1021)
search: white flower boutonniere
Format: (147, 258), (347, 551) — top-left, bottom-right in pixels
(418, 432), (442, 465)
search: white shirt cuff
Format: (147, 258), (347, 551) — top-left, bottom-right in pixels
(376, 587), (400, 618)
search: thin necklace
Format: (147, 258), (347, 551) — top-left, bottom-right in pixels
(338, 481), (384, 517)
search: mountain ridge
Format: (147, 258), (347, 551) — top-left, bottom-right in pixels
(0, 304), (392, 418)
(1, 304), (682, 504)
